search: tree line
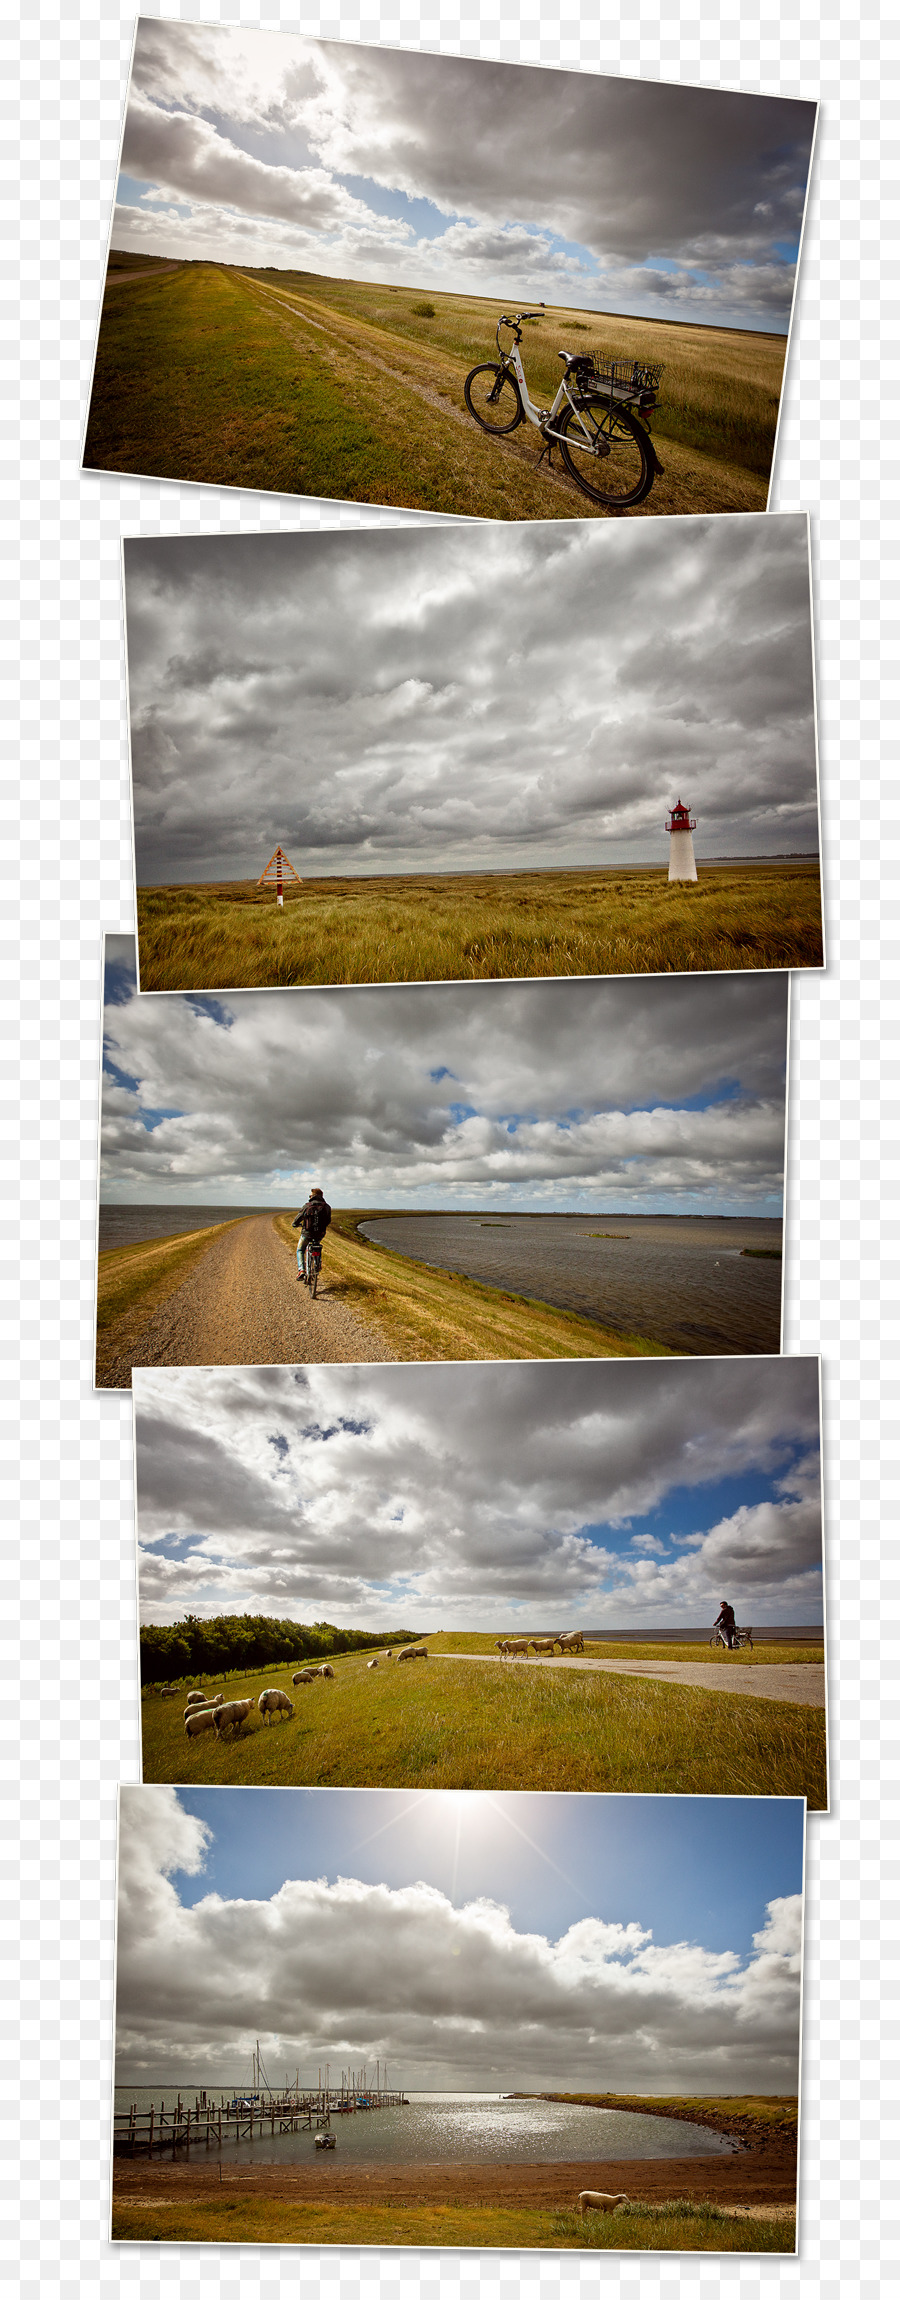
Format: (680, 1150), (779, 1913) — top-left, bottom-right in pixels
(140, 1613), (420, 1686)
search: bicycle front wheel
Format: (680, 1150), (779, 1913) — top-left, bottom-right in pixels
(464, 363), (523, 435)
(556, 397), (654, 507)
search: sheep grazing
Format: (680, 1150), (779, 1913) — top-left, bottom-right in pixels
(317, 1664), (335, 1679)
(292, 1669), (316, 1686)
(384, 1650), (393, 1659)
(159, 1686), (178, 1699)
(183, 1702), (218, 1724)
(184, 1707), (217, 1740)
(185, 1690), (208, 1705)
(398, 1645), (428, 1662)
(258, 1688), (294, 1725)
(367, 1658), (379, 1670)
(213, 1698), (252, 1739)
(577, 2191), (628, 2217)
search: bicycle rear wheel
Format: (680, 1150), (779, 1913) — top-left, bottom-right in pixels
(309, 1258), (319, 1299)
(556, 397), (655, 507)
(464, 363), (524, 434)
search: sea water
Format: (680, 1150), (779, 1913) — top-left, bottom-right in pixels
(360, 1213), (783, 1356)
(113, 2089), (734, 2166)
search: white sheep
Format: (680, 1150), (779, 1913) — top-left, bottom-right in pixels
(530, 1637), (558, 1656)
(555, 1630), (585, 1653)
(185, 1690), (208, 1705)
(495, 1639), (510, 1656)
(367, 1658), (379, 1670)
(292, 1669), (316, 1686)
(159, 1686), (178, 1699)
(183, 1702), (219, 1724)
(384, 1650), (393, 1659)
(503, 1637), (530, 1660)
(213, 1698), (253, 1739)
(578, 2191), (628, 2217)
(184, 1707), (217, 1740)
(258, 1688), (294, 1724)
(398, 1645), (428, 1662)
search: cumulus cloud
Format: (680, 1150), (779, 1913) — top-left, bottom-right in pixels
(115, 1787), (803, 2091)
(115, 23), (816, 329)
(102, 949), (788, 1212)
(124, 517), (819, 885)
(133, 1358), (822, 1628)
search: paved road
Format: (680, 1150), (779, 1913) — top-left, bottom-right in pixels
(108, 1215), (395, 1382)
(428, 1652), (826, 1707)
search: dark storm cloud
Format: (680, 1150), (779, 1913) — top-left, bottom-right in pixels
(100, 953), (788, 1209)
(133, 1358), (822, 1628)
(118, 23), (815, 327)
(124, 517), (819, 885)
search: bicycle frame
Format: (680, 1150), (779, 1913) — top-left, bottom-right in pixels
(500, 335), (598, 447)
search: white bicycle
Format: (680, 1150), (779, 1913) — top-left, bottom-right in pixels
(464, 310), (664, 509)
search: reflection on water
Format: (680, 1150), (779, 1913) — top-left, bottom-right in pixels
(361, 1214), (783, 1356)
(113, 2089), (734, 2166)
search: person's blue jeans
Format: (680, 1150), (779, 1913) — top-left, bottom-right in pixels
(297, 1236), (309, 1278)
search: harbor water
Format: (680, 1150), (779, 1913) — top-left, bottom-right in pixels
(113, 2089), (735, 2167)
(360, 1213), (783, 1356)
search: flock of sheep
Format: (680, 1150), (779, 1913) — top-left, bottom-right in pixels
(161, 1635), (593, 1747)
(496, 1631), (586, 1658)
(162, 1645), (432, 1743)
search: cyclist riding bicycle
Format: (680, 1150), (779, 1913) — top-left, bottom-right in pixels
(714, 1599), (737, 1650)
(292, 1187), (332, 1282)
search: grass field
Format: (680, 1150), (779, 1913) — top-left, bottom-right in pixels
(84, 260), (781, 517)
(134, 864), (824, 991)
(110, 2193), (795, 2251)
(141, 1641), (827, 1803)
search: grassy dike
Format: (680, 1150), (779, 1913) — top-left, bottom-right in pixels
(142, 1640), (827, 1802)
(95, 1219), (248, 1386)
(280, 1210), (675, 1362)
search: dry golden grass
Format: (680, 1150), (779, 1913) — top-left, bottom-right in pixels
(135, 864), (824, 991)
(94, 1220), (247, 1387)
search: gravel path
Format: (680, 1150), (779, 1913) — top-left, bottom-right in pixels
(114, 1215), (396, 1378)
(429, 1653), (826, 1707)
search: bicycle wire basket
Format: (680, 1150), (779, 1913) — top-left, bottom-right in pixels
(575, 353), (664, 398)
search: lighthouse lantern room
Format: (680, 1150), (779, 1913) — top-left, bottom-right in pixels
(666, 800), (697, 883)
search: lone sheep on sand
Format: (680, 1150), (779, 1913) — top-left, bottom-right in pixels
(578, 2191), (629, 2217)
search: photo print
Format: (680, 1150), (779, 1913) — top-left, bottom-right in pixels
(134, 1354), (827, 1807)
(112, 1783), (805, 2252)
(96, 936), (789, 1386)
(124, 515), (823, 995)
(84, 21), (817, 520)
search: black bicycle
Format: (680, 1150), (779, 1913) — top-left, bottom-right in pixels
(305, 1239), (323, 1299)
(464, 311), (665, 509)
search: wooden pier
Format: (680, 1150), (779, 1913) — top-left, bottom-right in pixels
(114, 2081), (409, 2160)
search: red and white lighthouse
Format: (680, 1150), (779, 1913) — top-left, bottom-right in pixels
(666, 799), (697, 883)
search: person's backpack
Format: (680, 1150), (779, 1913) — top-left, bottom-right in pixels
(307, 1199), (331, 1242)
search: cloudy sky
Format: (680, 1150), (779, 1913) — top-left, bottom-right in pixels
(124, 517), (820, 886)
(102, 938), (788, 1212)
(133, 1358), (822, 1631)
(116, 1785), (805, 2090)
(111, 23), (816, 330)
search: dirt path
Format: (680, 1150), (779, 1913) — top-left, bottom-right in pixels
(105, 263), (185, 287)
(113, 2152), (796, 2211)
(107, 1215), (395, 1379)
(430, 1654), (826, 1707)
